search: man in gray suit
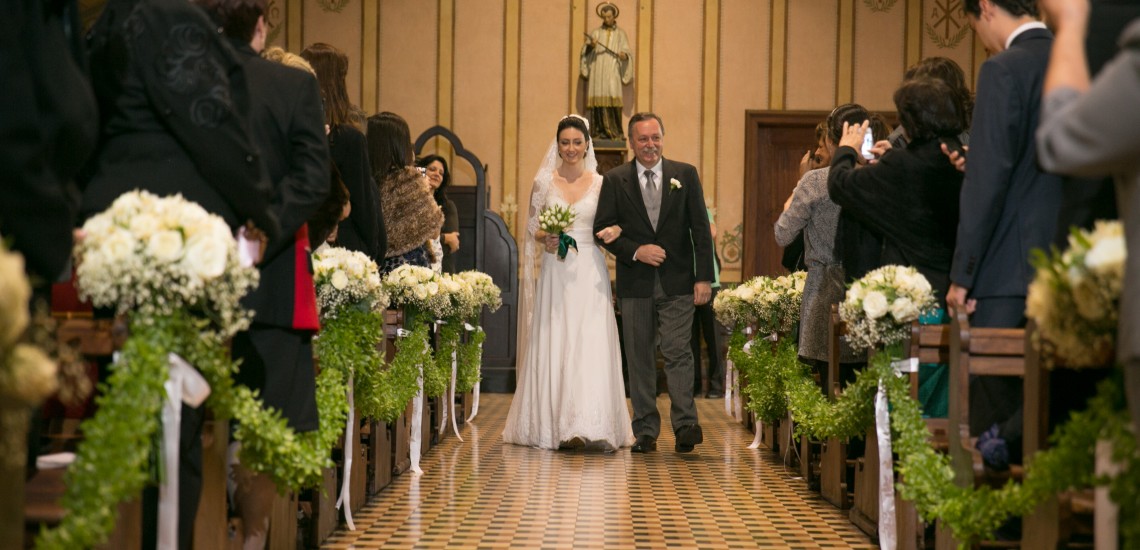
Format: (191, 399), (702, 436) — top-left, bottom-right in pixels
(948, 0), (1062, 468)
(1036, 0), (1140, 437)
(594, 112), (715, 453)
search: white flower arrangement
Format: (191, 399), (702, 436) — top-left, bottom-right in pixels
(537, 204), (576, 234)
(713, 271), (806, 335)
(669, 177), (682, 191)
(1026, 220), (1125, 367)
(382, 264), (451, 320)
(451, 271), (503, 320)
(0, 240), (58, 406)
(312, 247), (388, 318)
(713, 285), (756, 328)
(840, 265), (936, 351)
(74, 190), (259, 337)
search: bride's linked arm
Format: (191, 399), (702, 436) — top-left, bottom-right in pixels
(593, 175), (640, 265)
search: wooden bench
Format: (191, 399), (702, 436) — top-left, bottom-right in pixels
(1021, 320), (1111, 549)
(821, 304), (852, 510)
(937, 311), (1026, 548)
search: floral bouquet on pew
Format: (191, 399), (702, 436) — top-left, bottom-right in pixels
(312, 247), (388, 317)
(713, 283), (759, 331)
(538, 204), (577, 259)
(449, 271), (502, 393)
(1027, 220), (1125, 367)
(840, 264), (936, 352)
(383, 265), (450, 397)
(753, 271), (806, 337)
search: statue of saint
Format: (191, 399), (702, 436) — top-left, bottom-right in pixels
(580, 2), (633, 142)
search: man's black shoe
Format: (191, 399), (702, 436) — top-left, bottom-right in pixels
(675, 424), (703, 453)
(631, 435), (656, 453)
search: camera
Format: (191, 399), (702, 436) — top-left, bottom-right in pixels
(860, 130), (875, 161)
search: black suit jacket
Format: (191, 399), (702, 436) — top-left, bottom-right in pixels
(0, 0), (96, 282)
(231, 42), (330, 327)
(594, 158), (714, 298)
(951, 27), (1062, 298)
(330, 124), (386, 261)
(828, 140), (963, 305)
(82, 0), (277, 239)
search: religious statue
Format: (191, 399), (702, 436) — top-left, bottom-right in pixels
(580, 2), (633, 142)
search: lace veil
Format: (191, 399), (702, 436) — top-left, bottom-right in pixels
(515, 114), (599, 377)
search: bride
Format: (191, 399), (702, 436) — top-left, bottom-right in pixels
(501, 115), (634, 451)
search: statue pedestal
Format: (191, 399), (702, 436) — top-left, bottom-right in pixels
(594, 144), (627, 175)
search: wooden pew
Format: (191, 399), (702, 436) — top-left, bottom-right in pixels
(383, 309), (412, 477)
(821, 304), (851, 510)
(1021, 320), (1108, 549)
(938, 311), (1026, 548)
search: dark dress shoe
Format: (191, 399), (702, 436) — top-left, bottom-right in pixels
(631, 435), (656, 453)
(674, 424), (704, 453)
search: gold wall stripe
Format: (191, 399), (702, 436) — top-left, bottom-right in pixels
(636, 0), (654, 113)
(768, 0), (787, 109)
(287, 0), (302, 53)
(502, 0), (521, 223)
(437, 0), (455, 129)
(905, 0), (922, 69)
(701, 0), (720, 205)
(569, 0), (587, 114)
(836, 0), (854, 104)
(361, 1), (379, 113)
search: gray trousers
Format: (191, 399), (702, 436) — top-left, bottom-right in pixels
(620, 275), (698, 439)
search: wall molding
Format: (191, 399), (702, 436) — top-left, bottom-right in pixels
(636, 0), (654, 113)
(701, 0), (720, 206)
(768, 0), (787, 109)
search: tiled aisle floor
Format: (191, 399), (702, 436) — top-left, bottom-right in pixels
(322, 394), (875, 549)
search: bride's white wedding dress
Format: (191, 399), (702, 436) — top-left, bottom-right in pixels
(501, 173), (634, 450)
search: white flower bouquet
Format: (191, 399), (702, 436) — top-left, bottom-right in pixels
(1026, 221), (1125, 367)
(538, 204), (578, 259)
(713, 284), (757, 329)
(382, 264), (451, 320)
(451, 271), (503, 321)
(312, 247), (388, 318)
(74, 190), (258, 337)
(840, 265), (936, 352)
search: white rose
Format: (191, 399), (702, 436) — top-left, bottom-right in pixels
(1085, 236), (1125, 275)
(331, 270), (349, 290)
(0, 249), (31, 347)
(889, 296), (918, 323)
(847, 283), (866, 301)
(862, 291), (889, 319)
(413, 286), (428, 300)
(737, 287), (755, 301)
(82, 215), (114, 241)
(147, 230), (184, 263)
(426, 282), (439, 296)
(111, 191), (144, 214)
(183, 236), (228, 280)
(103, 228), (138, 263)
(129, 213), (160, 239)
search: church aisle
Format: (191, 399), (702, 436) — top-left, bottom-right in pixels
(322, 394), (875, 549)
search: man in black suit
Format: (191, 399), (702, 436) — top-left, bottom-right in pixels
(948, 0), (1062, 469)
(196, 0), (329, 545)
(594, 112), (715, 453)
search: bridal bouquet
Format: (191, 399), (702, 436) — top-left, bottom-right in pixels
(74, 190), (258, 337)
(840, 265), (936, 352)
(538, 204), (578, 259)
(312, 247), (388, 318)
(1026, 220), (1125, 367)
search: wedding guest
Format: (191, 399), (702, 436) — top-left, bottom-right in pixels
(1036, 0), (1140, 441)
(196, 1), (329, 546)
(417, 155), (461, 273)
(83, 0), (278, 546)
(828, 79), (964, 308)
(774, 107), (866, 395)
(886, 57), (973, 151)
(782, 122), (831, 273)
(368, 112), (443, 273)
(833, 110), (892, 284)
(301, 43), (386, 262)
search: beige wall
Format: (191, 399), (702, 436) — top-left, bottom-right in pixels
(268, 0), (985, 282)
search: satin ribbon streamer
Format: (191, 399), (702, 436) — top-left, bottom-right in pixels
(464, 324), (481, 422)
(748, 415), (763, 449)
(403, 329), (424, 475)
(434, 321), (464, 442)
(160, 354), (211, 549)
(556, 232), (578, 259)
(335, 373), (356, 531)
(875, 379), (897, 550)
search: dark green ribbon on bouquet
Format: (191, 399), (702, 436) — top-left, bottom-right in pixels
(557, 232), (578, 259)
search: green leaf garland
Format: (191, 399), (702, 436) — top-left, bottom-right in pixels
(456, 325), (484, 394)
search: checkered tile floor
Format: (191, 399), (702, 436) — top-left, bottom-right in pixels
(321, 394), (875, 549)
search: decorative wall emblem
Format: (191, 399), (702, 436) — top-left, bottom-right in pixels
(317, 0), (351, 13)
(863, 0), (899, 12)
(266, 0), (283, 45)
(925, 0), (971, 49)
(720, 223), (742, 265)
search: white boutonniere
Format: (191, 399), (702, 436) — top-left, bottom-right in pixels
(669, 178), (682, 191)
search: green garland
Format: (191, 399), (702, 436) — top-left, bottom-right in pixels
(36, 317), (170, 550)
(456, 325), (484, 394)
(357, 309), (423, 423)
(726, 331), (1140, 547)
(428, 320), (461, 398)
(728, 332), (804, 424)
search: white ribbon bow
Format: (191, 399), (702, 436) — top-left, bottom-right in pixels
(335, 372), (356, 531)
(875, 379), (897, 550)
(464, 324), (481, 422)
(159, 354), (211, 549)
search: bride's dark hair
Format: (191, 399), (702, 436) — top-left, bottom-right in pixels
(556, 116), (591, 144)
